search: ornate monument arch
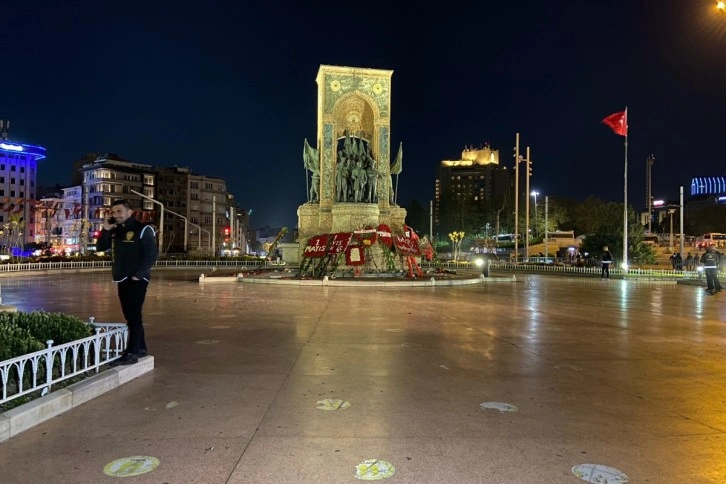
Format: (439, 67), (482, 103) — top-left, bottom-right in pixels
(298, 65), (406, 241)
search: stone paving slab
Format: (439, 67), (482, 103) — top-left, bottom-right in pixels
(0, 269), (724, 483)
(0, 357), (154, 443)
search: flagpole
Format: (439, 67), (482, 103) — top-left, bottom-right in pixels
(622, 107), (628, 272)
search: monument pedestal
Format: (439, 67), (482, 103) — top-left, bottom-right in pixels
(297, 202), (407, 240)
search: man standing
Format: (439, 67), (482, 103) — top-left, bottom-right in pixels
(601, 246), (613, 279)
(700, 245), (722, 295)
(97, 199), (158, 365)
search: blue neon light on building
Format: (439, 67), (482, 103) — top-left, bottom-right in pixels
(690, 177), (726, 196)
(0, 141), (46, 160)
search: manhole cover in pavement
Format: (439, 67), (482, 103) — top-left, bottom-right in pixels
(479, 402), (518, 412)
(316, 399), (350, 410)
(572, 463), (628, 483)
(355, 459), (395, 480)
(103, 456), (159, 477)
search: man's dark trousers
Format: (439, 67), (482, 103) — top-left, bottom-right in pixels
(118, 279), (149, 354)
(705, 268), (722, 292)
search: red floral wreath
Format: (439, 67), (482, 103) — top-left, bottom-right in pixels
(354, 227), (378, 247)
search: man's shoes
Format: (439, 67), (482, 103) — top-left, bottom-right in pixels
(110, 352), (139, 367)
(138, 349), (148, 357)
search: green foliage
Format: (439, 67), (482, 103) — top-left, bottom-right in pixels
(0, 323), (45, 361)
(631, 242), (657, 265)
(0, 311), (93, 360)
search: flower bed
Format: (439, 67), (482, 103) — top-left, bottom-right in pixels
(0, 312), (127, 411)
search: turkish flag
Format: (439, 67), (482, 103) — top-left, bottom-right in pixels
(602, 110), (627, 136)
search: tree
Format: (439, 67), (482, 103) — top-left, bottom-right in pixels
(449, 231), (465, 261)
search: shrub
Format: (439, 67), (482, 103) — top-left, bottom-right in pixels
(0, 311), (94, 360)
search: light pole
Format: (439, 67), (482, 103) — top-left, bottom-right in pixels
(544, 195), (549, 263)
(129, 189), (163, 254)
(131, 189), (188, 253)
(514, 133), (520, 263)
(530, 190), (539, 239)
(192, 224), (212, 254)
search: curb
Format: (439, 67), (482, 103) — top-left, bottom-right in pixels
(0, 356), (154, 443)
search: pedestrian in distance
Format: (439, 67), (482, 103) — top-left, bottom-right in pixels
(96, 199), (159, 365)
(685, 252), (694, 271)
(601, 246), (613, 279)
(700, 245), (722, 295)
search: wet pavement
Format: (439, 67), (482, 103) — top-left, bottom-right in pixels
(0, 269), (725, 483)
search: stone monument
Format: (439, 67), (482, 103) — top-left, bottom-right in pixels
(298, 65), (406, 242)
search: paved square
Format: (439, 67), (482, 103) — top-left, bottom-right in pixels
(1, 270), (725, 483)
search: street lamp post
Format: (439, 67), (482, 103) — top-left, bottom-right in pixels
(530, 190), (539, 239)
(129, 189), (163, 254)
(191, 224), (212, 254)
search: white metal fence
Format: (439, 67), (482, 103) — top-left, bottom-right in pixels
(0, 319), (127, 406)
(421, 261), (719, 280)
(0, 259), (269, 274)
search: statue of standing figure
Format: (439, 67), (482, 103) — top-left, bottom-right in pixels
(351, 160), (368, 203)
(336, 152), (350, 202)
(303, 138), (320, 203)
(310, 172), (320, 202)
(365, 157), (378, 203)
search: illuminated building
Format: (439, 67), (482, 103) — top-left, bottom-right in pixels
(0, 120), (46, 244)
(434, 144), (509, 234)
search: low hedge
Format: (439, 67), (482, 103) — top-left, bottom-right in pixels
(0, 311), (94, 361)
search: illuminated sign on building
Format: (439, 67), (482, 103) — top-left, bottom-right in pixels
(0, 141), (46, 160)
(691, 177), (726, 196)
(0, 143), (23, 152)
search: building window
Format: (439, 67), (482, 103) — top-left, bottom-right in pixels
(11, 165), (16, 172)
(190, 182), (198, 189)
(20, 167), (24, 173)
(191, 217), (199, 224)
(204, 216), (211, 224)
(144, 174), (154, 185)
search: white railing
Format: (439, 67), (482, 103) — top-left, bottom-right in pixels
(0, 318), (127, 406)
(420, 261), (721, 280)
(487, 262), (721, 279)
(0, 259), (267, 274)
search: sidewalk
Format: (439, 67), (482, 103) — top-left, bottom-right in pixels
(0, 269), (725, 483)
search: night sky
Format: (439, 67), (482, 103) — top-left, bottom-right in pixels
(3, 1), (725, 229)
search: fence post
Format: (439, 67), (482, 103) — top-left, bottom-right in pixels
(45, 340), (54, 393)
(94, 327), (102, 372)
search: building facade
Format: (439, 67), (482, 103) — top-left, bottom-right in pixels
(434, 145), (509, 233)
(0, 122), (46, 245)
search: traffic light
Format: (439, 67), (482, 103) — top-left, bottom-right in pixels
(528, 161), (533, 177)
(223, 226), (230, 243)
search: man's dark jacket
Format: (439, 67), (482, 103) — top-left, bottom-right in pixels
(96, 216), (158, 282)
